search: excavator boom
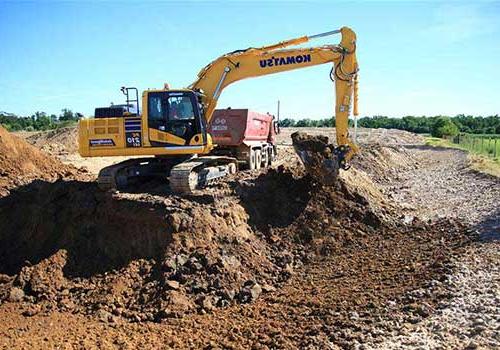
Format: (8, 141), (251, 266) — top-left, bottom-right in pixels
(189, 26), (359, 180)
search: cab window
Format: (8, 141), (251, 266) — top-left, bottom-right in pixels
(148, 96), (164, 121)
(168, 95), (195, 120)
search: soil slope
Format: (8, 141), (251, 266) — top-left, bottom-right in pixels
(0, 125), (84, 196)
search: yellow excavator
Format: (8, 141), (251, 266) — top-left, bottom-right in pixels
(78, 26), (359, 193)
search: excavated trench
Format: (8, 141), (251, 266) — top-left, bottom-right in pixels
(0, 180), (173, 278)
(236, 169), (312, 232)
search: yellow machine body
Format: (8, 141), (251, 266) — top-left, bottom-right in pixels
(78, 89), (214, 157)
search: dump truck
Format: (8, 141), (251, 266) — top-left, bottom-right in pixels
(209, 109), (278, 170)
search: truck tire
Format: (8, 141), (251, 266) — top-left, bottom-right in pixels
(255, 150), (262, 170)
(248, 149), (256, 170)
(262, 148), (269, 168)
(267, 148), (273, 166)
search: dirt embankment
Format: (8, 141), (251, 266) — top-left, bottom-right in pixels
(25, 126), (79, 155)
(0, 166), (396, 322)
(277, 127), (425, 146)
(0, 125), (87, 196)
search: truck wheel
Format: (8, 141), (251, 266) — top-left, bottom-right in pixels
(262, 149), (269, 168)
(267, 148), (274, 166)
(255, 150), (262, 170)
(228, 162), (237, 174)
(248, 150), (256, 170)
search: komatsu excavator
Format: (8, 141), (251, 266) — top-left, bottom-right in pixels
(78, 26), (359, 193)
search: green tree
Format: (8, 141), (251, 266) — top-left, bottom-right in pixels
(296, 119), (312, 127)
(59, 108), (75, 121)
(431, 117), (459, 138)
(279, 118), (296, 127)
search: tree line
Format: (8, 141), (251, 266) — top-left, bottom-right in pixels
(0, 109), (83, 132)
(2, 109), (499, 138)
(279, 115), (500, 137)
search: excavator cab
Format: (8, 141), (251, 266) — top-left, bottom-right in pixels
(79, 87), (213, 158)
(146, 90), (206, 147)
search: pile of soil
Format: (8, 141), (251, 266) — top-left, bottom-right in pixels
(25, 126), (78, 155)
(0, 125), (85, 196)
(353, 145), (419, 183)
(0, 160), (471, 327)
(277, 127), (425, 146)
(0, 168), (344, 320)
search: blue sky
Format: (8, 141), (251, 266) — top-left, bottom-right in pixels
(1, 1), (499, 119)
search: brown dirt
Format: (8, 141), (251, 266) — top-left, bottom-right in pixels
(0, 166), (394, 321)
(25, 126), (79, 155)
(277, 127), (425, 146)
(0, 125), (87, 197)
(0, 126), (488, 349)
(290, 131), (341, 185)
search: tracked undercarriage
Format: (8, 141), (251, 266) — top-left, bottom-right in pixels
(97, 156), (238, 194)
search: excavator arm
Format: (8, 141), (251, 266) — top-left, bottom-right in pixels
(190, 26), (360, 161)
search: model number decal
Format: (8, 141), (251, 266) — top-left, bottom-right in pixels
(126, 132), (142, 147)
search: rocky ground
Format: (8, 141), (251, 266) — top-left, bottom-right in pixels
(0, 126), (498, 349)
(364, 146), (500, 350)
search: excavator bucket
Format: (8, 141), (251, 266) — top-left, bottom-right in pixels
(291, 132), (341, 186)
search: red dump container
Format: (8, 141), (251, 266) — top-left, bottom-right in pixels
(209, 109), (274, 146)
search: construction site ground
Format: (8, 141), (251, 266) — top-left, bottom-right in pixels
(0, 126), (498, 349)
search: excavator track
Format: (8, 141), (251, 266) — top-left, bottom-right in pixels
(169, 156), (237, 194)
(97, 158), (146, 191)
(96, 156), (237, 194)
(97, 157), (178, 191)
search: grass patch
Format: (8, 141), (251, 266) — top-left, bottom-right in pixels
(425, 137), (500, 177)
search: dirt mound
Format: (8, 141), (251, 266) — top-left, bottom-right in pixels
(0, 160), (405, 322)
(353, 144), (419, 182)
(0, 126), (84, 196)
(25, 126), (78, 155)
(331, 144), (421, 222)
(277, 127), (425, 146)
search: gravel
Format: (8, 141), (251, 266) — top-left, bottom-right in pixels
(365, 146), (500, 350)
(383, 146), (499, 226)
(369, 242), (499, 350)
